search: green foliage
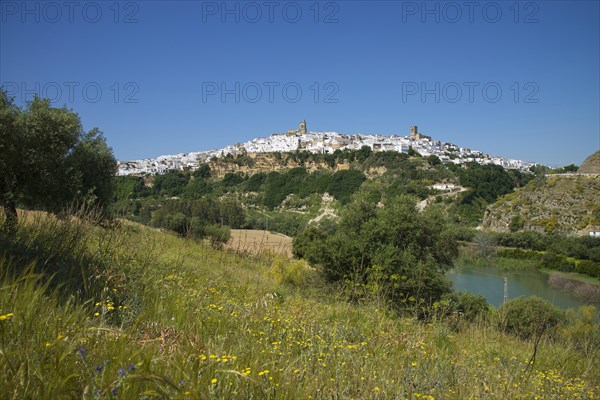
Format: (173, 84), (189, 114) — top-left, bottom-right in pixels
(261, 168), (366, 209)
(243, 172), (266, 192)
(549, 164), (579, 174)
(183, 176), (212, 198)
(499, 296), (565, 340)
(296, 196), (458, 307)
(0, 90), (117, 222)
(1, 211), (599, 398)
(326, 170), (366, 204)
(152, 170), (189, 196)
(269, 257), (312, 287)
(222, 172), (245, 187)
(292, 226), (326, 259)
(193, 163), (211, 179)
(560, 306), (600, 355)
(114, 176), (147, 201)
(407, 146), (420, 157)
(541, 252), (576, 273)
(427, 155), (442, 166)
(509, 215), (524, 232)
(204, 224), (231, 249)
(459, 164), (520, 204)
(442, 291), (489, 322)
(149, 197), (244, 242)
(575, 260), (600, 278)
(493, 231), (600, 263)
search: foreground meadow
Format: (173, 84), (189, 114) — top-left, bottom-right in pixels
(0, 212), (598, 399)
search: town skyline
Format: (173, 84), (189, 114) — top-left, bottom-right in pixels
(117, 122), (538, 176)
(2, 1), (598, 167)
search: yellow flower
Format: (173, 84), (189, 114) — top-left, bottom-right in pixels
(211, 378), (217, 384)
(0, 312), (14, 321)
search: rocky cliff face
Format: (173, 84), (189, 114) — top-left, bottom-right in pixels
(207, 152), (385, 179)
(482, 174), (600, 235)
(579, 150), (600, 174)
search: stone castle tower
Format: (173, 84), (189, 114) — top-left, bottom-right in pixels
(410, 126), (418, 140)
(300, 120), (307, 134)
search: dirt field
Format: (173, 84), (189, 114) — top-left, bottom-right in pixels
(226, 229), (293, 258)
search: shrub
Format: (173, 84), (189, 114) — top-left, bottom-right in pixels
(541, 252), (576, 272)
(269, 257), (311, 287)
(204, 224), (230, 249)
(575, 260), (600, 278)
(499, 296), (564, 340)
(442, 291), (489, 322)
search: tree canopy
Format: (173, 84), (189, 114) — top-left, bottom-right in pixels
(0, 90), (116, 226)
(293, 195), (458, 309)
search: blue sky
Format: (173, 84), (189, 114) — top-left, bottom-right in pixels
(1, 0), (599, 166)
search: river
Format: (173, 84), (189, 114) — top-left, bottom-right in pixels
(447, 264), (596, 310)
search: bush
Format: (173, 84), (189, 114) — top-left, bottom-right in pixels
(295, 196), (458, 308)
(575, 260), (600, 278)
(496, 248), (542, 261)
(442, 291), (489, 322)
(541, 252), (576, 272)
(204, 224), (230, 249)
(269, 257), (311, 287)
(499, 296), (564, 340)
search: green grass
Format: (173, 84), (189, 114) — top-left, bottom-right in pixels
(1, 212), (599, 399)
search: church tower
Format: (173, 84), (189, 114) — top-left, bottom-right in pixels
(300, 120), (307, 134)
(410, 125), (418, 140)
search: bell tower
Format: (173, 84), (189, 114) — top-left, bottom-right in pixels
(410, 126), (418, 140)
(300, 120), (307, 134)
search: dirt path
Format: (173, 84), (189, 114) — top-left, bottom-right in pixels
(417, 186), (467, 211)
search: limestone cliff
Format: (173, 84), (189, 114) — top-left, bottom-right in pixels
(206, 152), (377, 179)
(482, 174), (600, 235)
(579, 150), (600, 175)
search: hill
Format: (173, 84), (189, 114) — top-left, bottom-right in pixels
(483, 174), (600, 235)
(1, 212), (598, 398)
(579, 150), (600, 175)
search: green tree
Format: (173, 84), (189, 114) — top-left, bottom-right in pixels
(0, 91), (116, 227)
(67, 128), (116, 211)
(427, 155), (442, 166)
(153, 170), (188, 196)
(193, 164), (211, 179)
(296, 196), (458, 307)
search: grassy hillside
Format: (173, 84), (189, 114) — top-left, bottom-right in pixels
(483, 175), (600, 235)
(1, 212), (599, 399)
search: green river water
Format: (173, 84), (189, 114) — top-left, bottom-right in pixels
(447, 265), (596, 310)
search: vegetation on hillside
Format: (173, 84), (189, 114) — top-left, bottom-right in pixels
(483, 174), (600, 234)
(3, 92), (599, 399)
(294, 196), (457, 311)
(1, 211), (599, 399)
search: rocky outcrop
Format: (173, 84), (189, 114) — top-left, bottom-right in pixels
(207, 152), (352, 179)
(579, 150), (600, 175)
(482, 175), (600, 235)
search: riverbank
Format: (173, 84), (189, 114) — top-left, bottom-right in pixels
(453, 253), (600, 306)
(457, 245), (600, 287)
(545, 270), (600, 304)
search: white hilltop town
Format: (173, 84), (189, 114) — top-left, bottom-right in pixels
(117, 122), (537, 176)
